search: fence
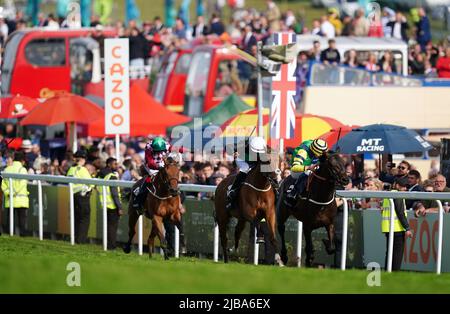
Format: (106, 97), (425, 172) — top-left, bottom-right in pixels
(2, 173), (450, 274)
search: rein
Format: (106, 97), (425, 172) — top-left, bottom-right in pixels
(147, 164), (179, 200)
(242, 182), (272, 192)
(304, 167), (335, 206)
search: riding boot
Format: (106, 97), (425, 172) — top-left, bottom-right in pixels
(226, 171), (247, 209)
(284, 174), (307, 208)
(132, 178), (149, 213)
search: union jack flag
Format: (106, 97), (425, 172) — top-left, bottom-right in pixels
(270, 32), (297, 140)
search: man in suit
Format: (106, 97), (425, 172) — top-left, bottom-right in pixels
(387, 12), (409, 42)
(192, 15), (208, 38)
(241, 24), (257, 54)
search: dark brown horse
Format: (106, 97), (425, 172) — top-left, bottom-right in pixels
(277, 152), (348, 267)
(215, 157), (280, 264)
(123, 157), (184, 260)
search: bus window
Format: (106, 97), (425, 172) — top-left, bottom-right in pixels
(214, 60), (243, 97)
(184, 51), (211, 116)
(70, 43), (94, 94)
(25, 38), (66, 67)
(175, 53), (191, 74)
(164, 52), (178, 74)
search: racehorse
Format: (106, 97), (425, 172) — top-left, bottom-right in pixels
(277, 152), (349, 267)
(214, 155), (279, 264)
(123, 156), (184, 260)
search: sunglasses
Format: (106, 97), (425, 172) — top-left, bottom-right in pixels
(397, 166), (407, 170)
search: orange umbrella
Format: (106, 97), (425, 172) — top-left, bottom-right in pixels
(20, 93), (103, 152)
(20, 93), (103, 126)
(0, 95), (40, 119)
(283, 114), (345, 149)
(319, 125), (359, 149)
(88, 84), (191, 137)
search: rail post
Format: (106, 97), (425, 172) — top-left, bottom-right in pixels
(38, 180), (43, 240)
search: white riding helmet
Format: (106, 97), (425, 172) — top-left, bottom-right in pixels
(249, 136), (267, 154)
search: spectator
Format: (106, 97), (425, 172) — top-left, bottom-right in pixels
(320, 15), (335, 38)
(265, 0), (281, 32)
(241, 24), (257, 54)
(320, 39), (340, 65)
(294, 51), (309, 105)
(381, 176), (412, 271)
(284, 10), (296, 29)
(21, 140), (37, 169)
(343, 49), (360, 70)
(150, 16), (164, 35)
(173, 18), (187, 40)
(378, 51), (395, 73)
(328, 9), (342, 36)
(364, 53), (380, 72)
(129, 27), (150, 67)
(353, 9), (369, 37)
(406, 169), (424, 209)
(436, 47), (450, 78)
(415, 174), (450, 215)
(311, 19), (323, 36)
(387, 12), (409, 42)
(357, 177), (383, 209)
(410, 53), (425, 76)
(381, 7), (395, 38)
(380, 160), (410, 184)
(192, 15), (208, 38)
(340, 15), (353, 36)
(209, 13), (225, 35)
(368, 9), (384, 38)
(46, 14), (60, 30)
(416, 8), (431, 52)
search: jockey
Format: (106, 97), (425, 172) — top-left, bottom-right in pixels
(284, 138), (328, 208)
(131, 136), (169, 211)
(226, 136), (267, 210)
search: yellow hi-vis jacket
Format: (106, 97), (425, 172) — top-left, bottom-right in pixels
(1, 161), (29, 208)
(98, 172), (122, 210)
(381, 196), (407, 233)
(66, 165), (93, 195)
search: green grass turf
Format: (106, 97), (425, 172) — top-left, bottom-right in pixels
(0, 236), (449, 293)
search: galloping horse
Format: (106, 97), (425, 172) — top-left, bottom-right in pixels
(215, 156), (279, 263)
(123, 157), (184, 260)
(277, 152), (348, 266)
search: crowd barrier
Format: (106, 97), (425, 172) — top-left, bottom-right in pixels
(2, 173), (450, 274)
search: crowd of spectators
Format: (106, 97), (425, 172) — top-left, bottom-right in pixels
(1, 1), (449, 81)
(339, 157), (450, 216)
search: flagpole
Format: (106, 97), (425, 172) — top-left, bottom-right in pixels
(115, 133), (120, 162)
(257, 41), (264, 139)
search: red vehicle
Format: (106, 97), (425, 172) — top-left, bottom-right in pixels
(1, 28), (149, 99)
(152, 36), (225, 113)
(152, 47), (192, 113)
(183, 44), (258, 116)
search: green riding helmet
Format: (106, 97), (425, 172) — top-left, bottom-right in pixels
(151, 136), (167, 152)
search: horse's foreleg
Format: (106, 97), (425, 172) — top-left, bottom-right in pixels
(266, 206), (281, 266)
(323, 223), (336, 255)
(218, 218), (229, 263)
(123, 207), (139, 254)
(304, 228), (315, 267)
(234, 219), (246, 251)
(148, 220), (158, 258)
(153, 216), (169, 260)
(277, 205), (289, 265)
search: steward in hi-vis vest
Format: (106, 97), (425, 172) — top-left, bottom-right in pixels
(380, 176), (412, 271)
(98, 157), (123, 250)
(1, 151), (29, 236)
(66, 150), (93, 244)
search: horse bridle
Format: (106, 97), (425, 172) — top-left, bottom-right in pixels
(303, 165), (336, 206)
(148, 163), (180, 200)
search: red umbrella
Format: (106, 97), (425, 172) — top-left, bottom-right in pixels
(20, 93), (103, 126)
(319, 125), (359, 149)
(0, 95), (40, 119)
(88, 84), (191, 137)
(20, 93), (104, 151)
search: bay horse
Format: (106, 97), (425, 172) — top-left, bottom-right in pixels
(123, 156), (184, 260)
(277, 152), (349, 267)
(215, 155), (280, 264)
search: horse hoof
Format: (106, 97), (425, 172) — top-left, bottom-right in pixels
(123, 244), (131, 254)
(322, 239), (335, 255)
